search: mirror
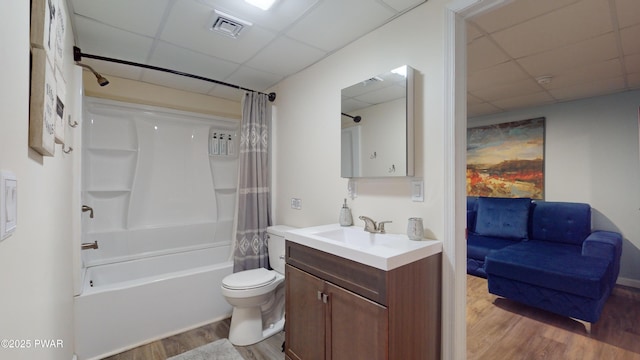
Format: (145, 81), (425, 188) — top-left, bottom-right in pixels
(341, 65), (415, 178)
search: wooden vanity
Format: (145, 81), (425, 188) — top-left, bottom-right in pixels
(284, 238), (442, 360)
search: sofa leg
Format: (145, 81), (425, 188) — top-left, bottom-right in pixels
(572, 318), (592, 334)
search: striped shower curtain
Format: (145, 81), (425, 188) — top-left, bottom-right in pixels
(233, 92), (272, 272)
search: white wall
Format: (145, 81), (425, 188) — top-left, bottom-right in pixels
(469, 90), (640, 286)
(271, 0), (457, 355)
(272, 1), (447, 237)
(0, 1), (79, 359)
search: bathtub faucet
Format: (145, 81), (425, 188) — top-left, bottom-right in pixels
(82, 205), (94, 218)
(82, 241), (99, 250)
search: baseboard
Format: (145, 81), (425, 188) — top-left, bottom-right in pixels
(617, 277), (640, 289)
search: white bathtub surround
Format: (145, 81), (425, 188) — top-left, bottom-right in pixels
(76, 98), (240, 359)
(74, 246), (233, 360)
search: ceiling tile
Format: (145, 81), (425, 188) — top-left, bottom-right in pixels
(467, 61), (529, 92)
(71, 0), (171, 37)
(549, 76), (626, 100)
(466, 23), (483, 44)
(466, 93), (485, 106)
(245, 36), (326, 76)
(620, 24), (640, 55)
(160, 0), (277, 63)
(224, 66), (283, 91)
(546, 59), (623, 89)
(286, 0), (395, 52)
(470, 0), (580, 34)
(518, 33), (618, 77)
(491, 91), (555, 111)
(615, 0), (640, 28)
(467, 36), (510, 73)
(148, 42), (239, 81)
(491, 0), (613, 59)
(625, 53), (640, 74)
(196, 0), (321, 32)
(380, 0), (425, 12)
(141, 70), (215, 94)
(467, 102), (503, 118)
(627, 72), (640, 89)
(74, 17), (154, 63)
(470, 78), (542, 102)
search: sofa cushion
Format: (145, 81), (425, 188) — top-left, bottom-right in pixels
(530, 201), (591, 245)
(467, 234), (518, 260)
(484, 242), (611, 299)
(474, 197), (531, 239)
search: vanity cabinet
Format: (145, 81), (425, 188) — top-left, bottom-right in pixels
(285, 241), (441, 360)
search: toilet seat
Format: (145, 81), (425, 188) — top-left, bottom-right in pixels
(222, 268), (276, 290)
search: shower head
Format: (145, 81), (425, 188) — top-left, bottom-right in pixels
(75, 62), (110, 86)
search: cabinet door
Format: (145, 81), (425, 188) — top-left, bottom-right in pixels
(326, 282), (388, 360)
(286, 265), (326, 360)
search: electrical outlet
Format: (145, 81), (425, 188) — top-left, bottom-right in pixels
(290, 198), (302, 210)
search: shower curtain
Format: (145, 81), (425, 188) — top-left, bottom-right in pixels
(233, 92), (272, 272)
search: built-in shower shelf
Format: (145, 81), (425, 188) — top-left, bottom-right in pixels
(87, 147), (138, 154)
(86, 189), (132, 195)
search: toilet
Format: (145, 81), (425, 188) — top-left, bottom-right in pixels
(221, 225), (294, 346)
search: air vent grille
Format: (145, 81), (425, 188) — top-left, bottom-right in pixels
(209, 10), (252, 39)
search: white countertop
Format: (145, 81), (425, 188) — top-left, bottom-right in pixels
(284, 224), (442, 270)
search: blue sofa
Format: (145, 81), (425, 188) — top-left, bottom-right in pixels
(467, 196), (622, 325)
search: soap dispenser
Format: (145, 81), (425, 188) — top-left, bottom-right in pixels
(339, 198), (353, 226)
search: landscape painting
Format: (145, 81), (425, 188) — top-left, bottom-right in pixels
(467, 117), (545, 199)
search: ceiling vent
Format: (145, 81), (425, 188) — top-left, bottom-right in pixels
(209, 10), (252, 39)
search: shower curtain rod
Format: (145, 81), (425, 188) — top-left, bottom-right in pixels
(73, 46), (276, 102)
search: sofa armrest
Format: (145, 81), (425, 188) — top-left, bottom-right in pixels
(582, 230), (623, 284)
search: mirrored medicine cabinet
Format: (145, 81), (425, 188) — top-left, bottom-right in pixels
(340, 65), (415, 178)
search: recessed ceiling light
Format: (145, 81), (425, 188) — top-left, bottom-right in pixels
(244, 0), (277, 11)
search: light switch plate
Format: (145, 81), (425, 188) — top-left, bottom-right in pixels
(1, 171), (17, 241)
(411, 180), (424, 202)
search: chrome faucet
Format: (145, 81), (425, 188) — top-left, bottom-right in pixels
(81, 241), (99, 250)
(82, 205), (94, 218)
(358, 216), (392, 234)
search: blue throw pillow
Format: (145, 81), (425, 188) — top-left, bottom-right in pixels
(475, 197), (531, 240)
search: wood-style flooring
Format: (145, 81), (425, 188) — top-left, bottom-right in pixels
(467, 275), (640, 359)
(102, 318), (285, 360)
(104, 275), (640, 359)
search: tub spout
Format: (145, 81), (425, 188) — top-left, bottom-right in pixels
(82, 205), (94, 218)
(82, 241), (99, 250)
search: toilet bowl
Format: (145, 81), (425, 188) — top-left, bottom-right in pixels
(221, 225), (293, 346)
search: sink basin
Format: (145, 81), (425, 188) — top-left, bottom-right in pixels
(285, 224), (442, 270)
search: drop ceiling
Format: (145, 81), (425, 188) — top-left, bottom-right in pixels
(67, 0), (426, 101)
(467, 0), (640, 117)
(68, 0), (640, 116)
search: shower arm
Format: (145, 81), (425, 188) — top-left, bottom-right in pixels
(73, 46), (276, 102)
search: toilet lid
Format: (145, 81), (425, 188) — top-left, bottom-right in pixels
(222, 268), (276, 290)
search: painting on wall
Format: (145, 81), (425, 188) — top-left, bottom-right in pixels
(467, 117), (545, 199)
(29, 0), (68, 155)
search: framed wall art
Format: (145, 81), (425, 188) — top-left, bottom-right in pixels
(467, 117), (545, 199)
(29, 48), (57, 156)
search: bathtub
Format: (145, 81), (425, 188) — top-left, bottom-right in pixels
(74, 245), (234, 360)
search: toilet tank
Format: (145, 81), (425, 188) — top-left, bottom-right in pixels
(267, 225), (295, 274)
